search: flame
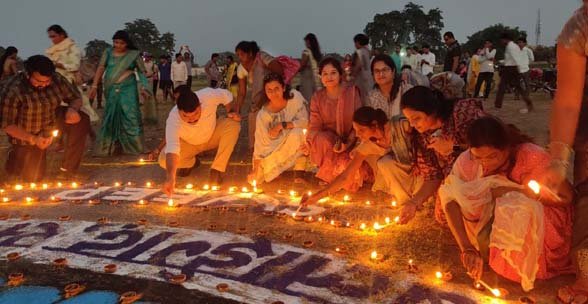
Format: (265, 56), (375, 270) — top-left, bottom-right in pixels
(114, 182), (121, 187)
(289, 190), (298, 197)
(211, 186), (220, 191)
(185, 184), (194, 190)
(373, 222), (382, 230)
(408, 259), (414, 265)
(14, 184), (23, 191)
(167, 199), (175, 207)
(241, 187), (249, 193)
(203, 184), (210, 190)
(145, 182), (152, 188)
(30, 183), (36, 189)
(71, 182), (78, 188)
(528, 180), (541, 194)
(2, 198), (9, 203)
(343, 195), (351, 202)
(491, 289), (501, 297)
(385, 217), (390, 224)
(302, 129), (308, 136)
(139, 158), (145, 163)
(57, 182), (63, 188)
(394, 216), (400, 223)
(435, 271), (443, 279)
(360, 223), (367, 230)
(252, 180), (257, 187)
(52, 130), (59, 137)
(391, 200), (398, 207)
(42, 184), (48, 190)
(365, 201), (371, 206)
(138, 200), (145, 205)
(370, 251), (378, 260)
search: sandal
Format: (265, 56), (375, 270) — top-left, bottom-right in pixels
(558, 285), (588, 304)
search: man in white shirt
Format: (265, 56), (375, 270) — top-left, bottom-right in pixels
(495, 32), (534, 113)
(159, 88), (241, 195)
(204, 53), (221, 88)
(474, 40), (497, 99)
(171, 53), (188, 90)
(515, 37), (535, 100)
(418, 44), (435, 77)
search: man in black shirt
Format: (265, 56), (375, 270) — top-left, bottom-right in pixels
(443, 31), (461, 73)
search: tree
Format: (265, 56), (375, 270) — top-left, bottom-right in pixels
(364, 2), (444, 53)
(84, 39), (111, 59)
(463, 24), (527, 60)
(123, 18), (176, 58)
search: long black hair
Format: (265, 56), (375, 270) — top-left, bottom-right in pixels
(304, 33), (322, 62)
(47, 24), (68, 38)
(400, 86), (456, 122)
(112, 30), (138, 50)
(467, 116), (534, 150)
(235, 41), (260, 56)
(370, 54), (401, 101)
(0, 46), (18, 78)
(263, 73), (293, 104)
(353, 106), (388, 130)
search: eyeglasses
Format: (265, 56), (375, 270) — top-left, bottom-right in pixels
(373, 67), (392, 75)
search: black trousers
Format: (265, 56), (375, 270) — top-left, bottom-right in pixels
(187, 75), (193, 89)
(6, 106), (91, 181)
(210, 79), (218, 88)
(89, 82), (103, 108)
(495, 66), (533, 109)
(151, 78), (159, 99)
(474, 72), (494, 99)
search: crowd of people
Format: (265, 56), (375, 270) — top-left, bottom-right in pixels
(0, 2), (587, 301)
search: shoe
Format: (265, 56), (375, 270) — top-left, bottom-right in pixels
(209, 169), (223, 186)
(176, 157), (200, 177)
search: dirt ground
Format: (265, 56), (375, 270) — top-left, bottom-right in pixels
(0, 78), (571, 303)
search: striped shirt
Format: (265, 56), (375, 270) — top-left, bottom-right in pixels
(0, 72), (80, 145)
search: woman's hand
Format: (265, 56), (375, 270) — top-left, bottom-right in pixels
(427, 137), (454, 156)
(162, 177), (176, 197)
(398, 201), (418, 224)
(227, 112), (242, 122)
(300, 192), (322, 206)
(146, 149), (160, 162)
(333, 139), (347, 153)
(461, 248), (483, 280)
(268, 124), (283, 139)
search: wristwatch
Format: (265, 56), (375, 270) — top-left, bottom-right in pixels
(281, 122), (288, 129)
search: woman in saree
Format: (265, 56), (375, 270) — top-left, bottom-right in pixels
(248, 73), (308, 185)
(441, 116), (574, 291)
(88, 30), (151, 156)
(306, 57), (368, 190)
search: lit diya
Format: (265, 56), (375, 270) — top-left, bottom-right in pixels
(208, 224), (217, 231)
(283, 233), (293, 240)
(120, 291), (143, 304)
(104, 264), (117, 273)
(262, 211), (275, 217)
(0, 214), (9, 220)
(88, 199), (101, 206)
(136, 219), (148, 225)
(216, 283), (229, 292)
(291, 213), (304, 221)
(370, 251), (384, 262)
(6, 252), (20, 261)
(53, 258), (68, 267)
(334, 246), (348, 254)
(59, 215), (71, 222)
(407, 259), (419, 273)
(276, 212), (288, 219)
(72, 199), (84, 205)
(110, 200), (119, 206)
(235, 206), (247, 213)
(7, 272), (24, 286)
(237, 227), (248, 234)
(304, 216), (315, 223)
(97, 217), (109, 225)
(330, 220), (343, 228)
(64, 283), (86, 298)
(303, 240), (314, 248)
(20, 214), (31, 221)
(170, 274), (187, 284)
(167, 221), (180, 227)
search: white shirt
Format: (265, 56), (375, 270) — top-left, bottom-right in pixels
(171, 61), (188, 82)
(165, 88), (233, 155)
(518, 46), (535, 73)
(503, 41), (524, 68)
(418, 52), (436, 75)
(477, 48), (496, 73)
(402, 54), (419, 72)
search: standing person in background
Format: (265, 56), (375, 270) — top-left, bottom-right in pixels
(474, 41), (496, 99)
(418, 44), (436, 77)
(204, 53), (220, 88)
(343, 54), (353, 83)
(143, 53), (159, 102)
(224, 55), (239, 100)
(0, 47), (19, 80)
(443, 31), (462, 73)
(403, 47), (419, 72)
(352, 33), (374, 103)
(299, 33), (323, 101)
(515, 37), (535, 100)
(390, 45), (402, 75)
(158, 55), (172, 102)
(88, 30), (151, 156)
(466, 48), (482, 97)
(234, 41), (283, 150)
(184, 52), (193, 89)
(171, 53), (188, 90)
(495, 32), (534, 114)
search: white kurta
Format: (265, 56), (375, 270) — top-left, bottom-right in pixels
(254, 90), (309, 182)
